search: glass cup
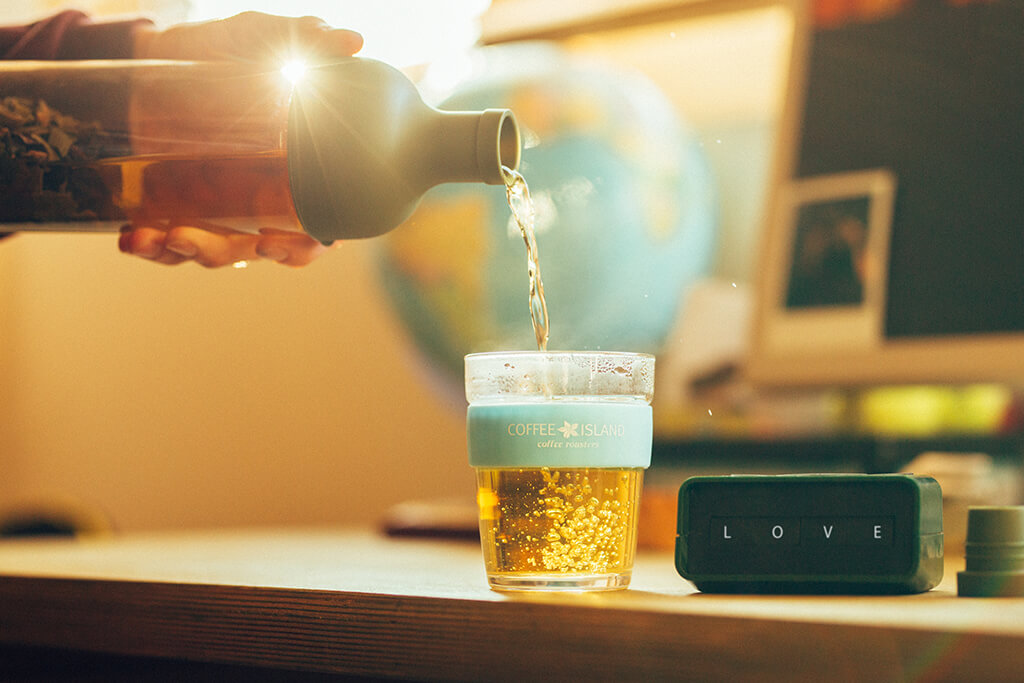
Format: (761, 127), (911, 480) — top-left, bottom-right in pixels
(465, 351), (655, 591)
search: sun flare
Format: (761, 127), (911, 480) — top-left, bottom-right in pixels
(280, 59), (308, 85)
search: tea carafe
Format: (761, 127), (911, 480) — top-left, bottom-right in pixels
(0, 57), (520, 242)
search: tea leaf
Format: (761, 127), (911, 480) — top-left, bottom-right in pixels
(47, 127), (76, 158)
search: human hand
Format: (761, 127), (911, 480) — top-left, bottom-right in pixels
(132, 11), (363, 64)
(120, 12), (362, 268)
(118, 225), (326, 267)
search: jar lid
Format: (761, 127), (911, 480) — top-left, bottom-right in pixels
(957, 506), (1024, 597)
(287, 58), (416, 243)
(286, 59), (519, 243)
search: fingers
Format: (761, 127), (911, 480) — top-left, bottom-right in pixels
(139, 11), (363, 62)
(162, 226), (262, 268)
(119, 226), (328, 268)
(256, 229), (328, 267)
(119, 225), (258, 268)
(246, 13), (364, 60)
(119, 225), (190, 265)
(317, 27), (365, 59)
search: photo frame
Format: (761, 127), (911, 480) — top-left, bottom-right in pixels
(757, 168), (896, 356)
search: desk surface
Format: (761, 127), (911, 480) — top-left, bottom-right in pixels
(0, 528), (1022, 681)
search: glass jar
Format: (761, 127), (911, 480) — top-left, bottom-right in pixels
(0, 58), (519, 241)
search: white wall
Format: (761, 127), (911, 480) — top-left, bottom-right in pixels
(0, 233), (470, 531)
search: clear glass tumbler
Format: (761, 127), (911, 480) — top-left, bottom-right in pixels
(465, 351), (655, 591)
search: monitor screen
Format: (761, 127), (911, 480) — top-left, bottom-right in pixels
(749, 0), (1024, 387)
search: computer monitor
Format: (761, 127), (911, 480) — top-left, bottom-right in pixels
(748, 0), (1024, 388)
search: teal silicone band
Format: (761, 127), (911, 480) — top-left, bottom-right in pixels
(467, 403), (652, 468)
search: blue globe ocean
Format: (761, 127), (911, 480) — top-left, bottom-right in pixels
(375, 44), (717, 381)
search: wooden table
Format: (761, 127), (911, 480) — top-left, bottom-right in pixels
(0, 528), (1022, 681)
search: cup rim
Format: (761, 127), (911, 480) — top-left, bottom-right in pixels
(465, 350), (655, 360)
(465, 350), (655, 403)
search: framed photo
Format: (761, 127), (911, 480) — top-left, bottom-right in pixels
(756, 168), (896, 355)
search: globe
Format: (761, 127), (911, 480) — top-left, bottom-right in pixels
(375, 43), (717, 382)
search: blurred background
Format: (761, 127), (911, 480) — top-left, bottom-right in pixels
(1, 0), (1021, 545)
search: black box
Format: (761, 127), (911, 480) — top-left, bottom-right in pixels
(675, 474), (943, 594)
